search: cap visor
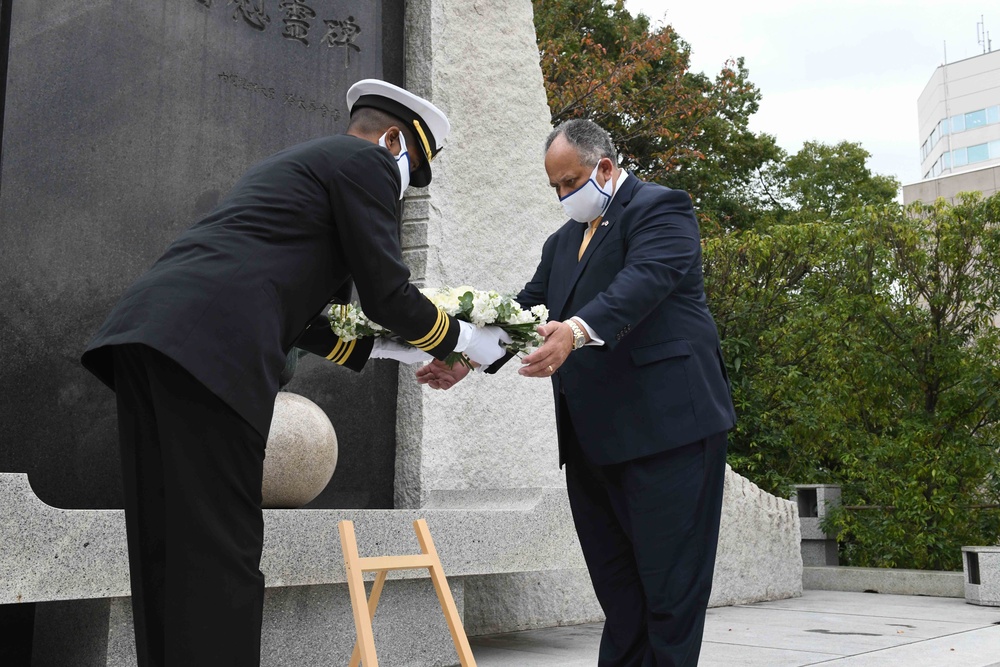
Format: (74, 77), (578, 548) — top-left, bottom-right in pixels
(409, 161), (432, 188)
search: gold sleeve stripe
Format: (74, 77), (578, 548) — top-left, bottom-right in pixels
(325, 339), (346, 361)
(412, 119), (434, 162)
(408, 309), (449, 351)
(325, 338), (356, 365)
(332, 339), (357, 365)
(407, 309), (445, 347)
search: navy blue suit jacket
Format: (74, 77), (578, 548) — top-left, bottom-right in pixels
(516, 174), (736, 466)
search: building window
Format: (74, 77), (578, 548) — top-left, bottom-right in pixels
(991, 140), (1000, 159)
(966, 109), (988, 129)
(942, 152), (951, 169)
(953, 147), (968, 167)
(922, 106), (1000, 157)
(967, 143), (990, 163)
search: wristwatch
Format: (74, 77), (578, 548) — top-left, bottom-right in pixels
(565, 319), (586, 350)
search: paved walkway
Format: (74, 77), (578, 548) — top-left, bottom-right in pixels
(470, 590), (1000, 666)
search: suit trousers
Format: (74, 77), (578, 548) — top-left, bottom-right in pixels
(561, 398), (728, 667)
(111, 344), (267, 667)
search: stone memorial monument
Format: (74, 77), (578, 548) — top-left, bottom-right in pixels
(0, 0), (404, 513)
(0, 1), (805, 665)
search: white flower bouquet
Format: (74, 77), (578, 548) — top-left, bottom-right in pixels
(326, 303), (386, 341)
(325, 286), (549, 367)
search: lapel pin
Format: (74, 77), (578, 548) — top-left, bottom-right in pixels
(601, 220), (609, 226)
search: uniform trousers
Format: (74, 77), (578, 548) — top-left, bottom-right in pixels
(561, 398), (728, 667)
(112, 344), (267, 667)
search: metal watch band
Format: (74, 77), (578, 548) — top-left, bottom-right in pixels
(566, 320), (586, 350)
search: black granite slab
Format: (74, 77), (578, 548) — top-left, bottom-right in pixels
(0, 0), (404, 509)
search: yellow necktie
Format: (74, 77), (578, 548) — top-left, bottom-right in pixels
(578, 218), (602, 261)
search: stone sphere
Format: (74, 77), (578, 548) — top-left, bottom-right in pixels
(262, 392), (338, 509)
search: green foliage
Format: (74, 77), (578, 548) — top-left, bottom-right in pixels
(704, 194), (1000, 569)
(781, 142), (900, 221)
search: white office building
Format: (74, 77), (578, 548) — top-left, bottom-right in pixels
(903, 49), (1000, 204)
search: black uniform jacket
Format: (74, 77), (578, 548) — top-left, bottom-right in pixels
(514, 174), (736, 466)
(83, 134), (459, 437)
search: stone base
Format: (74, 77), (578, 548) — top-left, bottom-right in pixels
(464, 569), (603, 636)
(803, 566), (965, 598)
(262, 580), (463, 667)
(31, 598), (114, 667)
(2, 463), (804, 666)
(801, 539), (840, 567)
(963, 546), (1000, 607)
(711, 467), (803, 606)
(31, 579), (464, 667)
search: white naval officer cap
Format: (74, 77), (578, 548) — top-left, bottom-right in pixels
(346, 79), (451, 188)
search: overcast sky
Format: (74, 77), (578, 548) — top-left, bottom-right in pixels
(623, 0), (996, 186)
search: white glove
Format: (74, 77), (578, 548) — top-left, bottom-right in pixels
(455, 321), (512, 366)
(369, 339), (433, 364)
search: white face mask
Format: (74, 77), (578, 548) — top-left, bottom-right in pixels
(559, 162), (614, 223)
(379, 131), (410, 200)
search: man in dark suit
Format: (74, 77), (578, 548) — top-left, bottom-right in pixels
(418, 118), (736, 666)
(81, 79), (508, 667)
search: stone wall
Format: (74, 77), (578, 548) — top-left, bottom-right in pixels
(0, 467), (802, 659)
(396, 0), (565, 510)
(711, 468), (802, 607)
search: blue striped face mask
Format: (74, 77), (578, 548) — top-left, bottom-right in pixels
(379, 131), (410, 200)
(559, 161), (613, 223)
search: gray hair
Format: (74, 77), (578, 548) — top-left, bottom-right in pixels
(545, 119), (617, 166)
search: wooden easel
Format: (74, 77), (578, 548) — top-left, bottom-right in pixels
(338, 519), (477, 667)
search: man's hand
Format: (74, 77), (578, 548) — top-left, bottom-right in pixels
(416, 359), (472, 390)
(519, 321), (573, 377)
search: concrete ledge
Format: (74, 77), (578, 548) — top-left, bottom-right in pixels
(803, 566), (964, 598)
(0, 473), (584, 605)
(2, 459), (807, 665)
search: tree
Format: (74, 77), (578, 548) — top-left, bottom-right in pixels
(781, 141), (900, 221)
(703, 194), (1000, 569)
(703, 221), (856, 492)
(826, 195), (1000, 569)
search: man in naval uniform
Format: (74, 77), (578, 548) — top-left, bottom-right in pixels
(82, 79), (508, 667)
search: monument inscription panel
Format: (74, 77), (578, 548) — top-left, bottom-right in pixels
(0, 0), (404, 509)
